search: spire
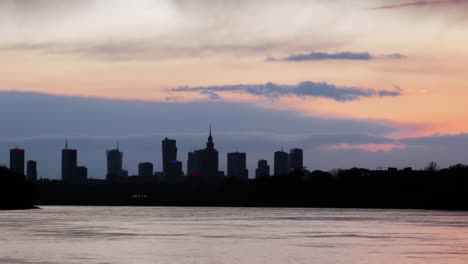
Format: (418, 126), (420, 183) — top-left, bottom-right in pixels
(65, 139), (68, 149)
(117, 141), (119, 150)
(208, 124), (213, 141)
(207, 124), (214, 149)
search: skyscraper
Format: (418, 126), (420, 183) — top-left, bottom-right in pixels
(274, 149), (289, 176)
(255, 159), (270, 178)
(10, 148), (25, 175)
(162, 137), (178, 180)
(138, 162), (154, 177)
(26, 160), (37, 181)
(73, 166), (88, 182)
(227, 152), (248, 180)
(187, 151), (199, 177)
(289, 148), (303, 171)
(187, 125), (219, 179)
(62, 141), (77, 181)
(106, 143), (123, 180)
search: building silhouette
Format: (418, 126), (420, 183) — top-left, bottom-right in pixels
(106, 143), (124, 180)
(227, 152), (248, 180)
(62, 141), (77, 181)
(187, 125), (219, 179)
(10, 148), (25, 175)
(256, 159), (270, 178)
(187, 151), (199, 177)
(26, 160), (37, 181)
(73, 166), (88, 182)
(289, 148), (303, 171)
(138, 162), (154, 178)
(274, 149), (289, 176)
(162, 138), (182, 181)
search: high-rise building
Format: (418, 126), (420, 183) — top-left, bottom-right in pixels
(274, 149), (289, 176)
(289, 148), (303, 171)
(26, 160), (37, 181)
(62, 141), (77, 181)
(187, 151), (199, 177)
(187, 125), (219, 180)
(138, 162), (154, 178)
(10, 148), (25, 175)
(73, 166), (88, 182)
(227, 152), (248, 180)
(255, 159), (270, 178)
(162, 138), (178, 180)
(106, 143), (123, 180)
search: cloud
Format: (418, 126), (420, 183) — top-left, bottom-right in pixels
(327, 143), (405, 152)
(374, 0), (468, 9)
(401, 133), (468, 146)
(382, 53), (407, 59)
(0, 91), (407, 178)
(269, 51), (406, 62)
(171, 81), (403, 102)
(271, 52), (373, 61)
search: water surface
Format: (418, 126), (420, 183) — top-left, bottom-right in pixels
(1, 206), (468, 264)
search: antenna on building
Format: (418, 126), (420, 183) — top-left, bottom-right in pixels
(117, 141), (119, 150)
(209, 123), (212, 137)
(65, 139), (68, 149)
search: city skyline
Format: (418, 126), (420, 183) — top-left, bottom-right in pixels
(2, 127), (310, 180)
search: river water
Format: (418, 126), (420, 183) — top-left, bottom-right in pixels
(1, 206), (468, 264)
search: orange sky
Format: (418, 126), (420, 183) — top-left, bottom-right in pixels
(2, 0), (468, 138)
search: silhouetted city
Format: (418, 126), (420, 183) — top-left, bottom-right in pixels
(2, 126), (468, 210)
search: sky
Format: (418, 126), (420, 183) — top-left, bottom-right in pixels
(1, 0), (468, 178)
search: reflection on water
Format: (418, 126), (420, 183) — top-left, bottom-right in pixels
(1, 207), (468, 264)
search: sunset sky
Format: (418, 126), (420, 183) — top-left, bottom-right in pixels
(1, 0), (468, 178)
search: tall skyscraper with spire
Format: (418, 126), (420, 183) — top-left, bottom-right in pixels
(187, 125), (219, 179)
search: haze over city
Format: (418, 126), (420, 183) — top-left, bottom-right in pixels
(1, 0), (468, 178)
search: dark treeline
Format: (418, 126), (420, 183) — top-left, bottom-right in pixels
(32, 162), (468, 210)
(0, 167), (36, 209)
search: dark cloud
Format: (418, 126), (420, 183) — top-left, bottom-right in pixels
(269, 52), (406, 62)
(2, 91), (465, 177)
(401, 133), (468, 146)
(0, 91), (403, 178)
(374, 0), (468, 9)
(171, 81), (403, 102)
(271, 52), (373, 61)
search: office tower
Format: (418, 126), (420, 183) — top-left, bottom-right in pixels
(289, 148), (303, 171)
(227, 152), (248, 180)
(73, 166), (88, 182)
(187, 151), (199, 176)
(26, 160), (37, 181)
(274, 149), (289, 176)
(62, 141), (77, 181)
(255, 159), (270, 178)
(167, 160), (183, 181)
(138, 162), (154, 177)
(10, 148), (25, 175)
(188, 125), (219, 179)
(162, 137), (178, 179)
(106, 143), (123, 180)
